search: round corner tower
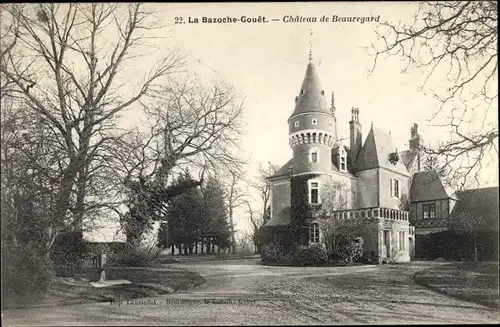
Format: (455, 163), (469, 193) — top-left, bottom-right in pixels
(288, 58), (337, 176)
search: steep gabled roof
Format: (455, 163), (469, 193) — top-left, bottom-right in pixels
(410, 170), (455, 202)
(290, 62), (330, 117)
(449, 187), (499, 230)
(354, 125), (409, 175)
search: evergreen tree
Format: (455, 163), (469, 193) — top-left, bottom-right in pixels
(166, 171), (204, 254)
(202, 176), (232, 253)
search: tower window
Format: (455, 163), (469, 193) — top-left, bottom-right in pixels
(339, 148), (347, 172)
(309, 223), (320, 244)
(309, 148), (318, 163)
(312, 118), (317, 125)
(309, 181), (320, 204)
(300, 89), (304, 95)
(294, 121), (299, 127)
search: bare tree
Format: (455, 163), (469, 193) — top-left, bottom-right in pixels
(236, 231), (254, 254)
(251, 161), (279, 224)
(223, 171), (248, 254)
(369, 1), (498, 188)
(245, 200), (262, 253)
(314, 181), (359, 257)
(141, 74), (245, 179)
(0, 3), (184, 256)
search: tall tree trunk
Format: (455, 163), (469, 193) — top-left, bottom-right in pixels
(474, 235), (478, 263)
(171, 244), (174, 255)
(195, 242), (198, 254)
(229, 207), (236, 254)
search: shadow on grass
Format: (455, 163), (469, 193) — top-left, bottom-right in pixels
(3, 266), (206, 310)
(413, 262), (499, 309)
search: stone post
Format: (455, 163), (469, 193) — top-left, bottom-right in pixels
(99, 253), (106, 282)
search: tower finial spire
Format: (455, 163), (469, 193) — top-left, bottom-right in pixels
(308, 29), (313, 62)
(330, 91), (335, 113)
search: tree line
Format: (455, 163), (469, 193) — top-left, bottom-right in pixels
(0, 3), (244, 301)
(156, 172), (232, 255)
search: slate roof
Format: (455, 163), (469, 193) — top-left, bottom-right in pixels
(354, 125), (409, 176)
(449, 187), (499, 230)
(410, 170), (456, 202)
(265, 206), (291, 226)
(267, 158), (293, 180)
(290, 62), (330, 117)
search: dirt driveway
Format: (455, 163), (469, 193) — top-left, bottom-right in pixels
(3, 259), (499, 325)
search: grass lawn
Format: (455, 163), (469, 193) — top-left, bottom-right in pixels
(413, 261), (499, 309)
(4, 266), (205, 309)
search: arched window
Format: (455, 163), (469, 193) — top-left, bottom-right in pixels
(309, 223), (320, 244)
(309, 148), (318, 163)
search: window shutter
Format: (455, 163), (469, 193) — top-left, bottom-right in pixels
(390, 179), (393, 197)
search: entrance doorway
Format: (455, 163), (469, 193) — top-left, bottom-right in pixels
(382, 230), (391, 258)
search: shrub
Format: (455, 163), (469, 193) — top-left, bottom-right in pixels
(292, 245), (328, 267)
(361, 251), (381, 264)
(1, 244), (54, 307)
(51, 232), (91, 277)
(109, 242), (161, 267)
(260, 242), (294, 264)
(328, 239), (364, 264)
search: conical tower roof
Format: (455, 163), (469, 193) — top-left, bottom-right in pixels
(291, 61), (329, 117)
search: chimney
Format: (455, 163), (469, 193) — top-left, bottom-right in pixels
(349, 107), (362, 166)
(409, 123), (421, 150)
(409, 123), (422, 171)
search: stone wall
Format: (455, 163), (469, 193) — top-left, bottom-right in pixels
(356, 169), (378, 207)
(378, 168), (410, 209)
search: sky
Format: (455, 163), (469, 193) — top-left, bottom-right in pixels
(83, 2), (497, 239)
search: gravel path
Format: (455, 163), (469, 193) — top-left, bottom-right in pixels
(3, 259), (499, 326)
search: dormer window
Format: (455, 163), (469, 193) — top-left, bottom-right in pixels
(294, 121), (299, 127)
(310, 148), (318, 163)
(312, 118), (317, 125)
(389, 152), (399, 165)
(339, 147), (347, 172)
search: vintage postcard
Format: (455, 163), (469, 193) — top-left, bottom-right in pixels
(1, 2), (498, 326)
